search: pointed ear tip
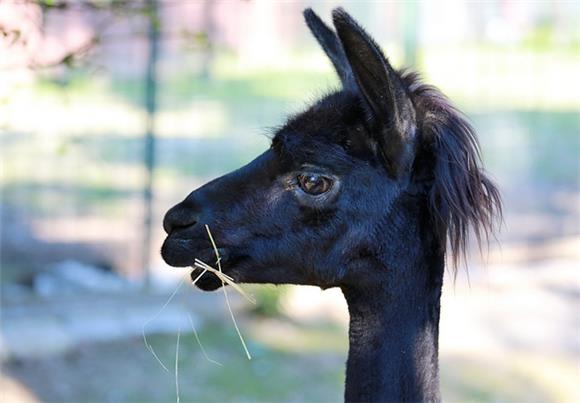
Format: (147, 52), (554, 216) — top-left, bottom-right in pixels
(303, 8), (319, 25)
(331, 7), (349, 23)
(332, 7), (358, 34)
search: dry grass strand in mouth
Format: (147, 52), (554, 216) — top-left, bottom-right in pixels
(203, 224), (253, 360)
(193, 259), (255, 304)
(175, 328), (181, 403)
(143, 224), (253, 374)
(187, 312), (223, 366)
(143, 269), (226, 372)
(142, 278), (185, 373)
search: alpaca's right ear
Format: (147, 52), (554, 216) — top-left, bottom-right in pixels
(332, 7), (416, 178)
(303, 8), (354, 89)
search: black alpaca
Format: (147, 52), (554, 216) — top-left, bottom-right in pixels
(162, 8), (500, 402)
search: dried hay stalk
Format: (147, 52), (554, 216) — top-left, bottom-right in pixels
(193, 259), (255, 304)
(143, 225), (254, 375)
(199, 224), (253, 360)
(187, 312), (222, 367)
(175, 329), (181, 403)
(142, 278), (185, 373)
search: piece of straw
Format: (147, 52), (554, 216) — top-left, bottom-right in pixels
(191, 267), (208, 285)
(142, 278), (185, 373)
(187, 312), (222, 366)
(193, 259), (255, 304)
(193, 259), (234, 281)
(204, 224), (253, 360)
(175, 329), (181, 403)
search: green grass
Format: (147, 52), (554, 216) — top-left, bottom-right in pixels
(3, 320), (346, 402)
(3, 317), (572, 402)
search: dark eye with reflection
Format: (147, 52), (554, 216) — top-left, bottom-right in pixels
(297, 174), (333, 195)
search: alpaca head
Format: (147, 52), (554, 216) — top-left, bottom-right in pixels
(161, 8), (500, 292)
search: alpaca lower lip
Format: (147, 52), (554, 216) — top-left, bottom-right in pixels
(189, 266), (225, 291)
(189, 247), (232, 288)
(189, 248), (245, 291)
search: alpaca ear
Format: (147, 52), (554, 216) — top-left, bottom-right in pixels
(332, 7), (416, 178)
(303, 8), (355, 90)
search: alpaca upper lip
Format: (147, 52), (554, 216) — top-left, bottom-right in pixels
(161, 235), (230, 268)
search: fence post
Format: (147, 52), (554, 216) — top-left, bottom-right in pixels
(142, 0), (160, 288)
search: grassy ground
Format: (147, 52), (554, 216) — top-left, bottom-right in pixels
(3, 320), (346, 403)
(3, 315), (574, 403)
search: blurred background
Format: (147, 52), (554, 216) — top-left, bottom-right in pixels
(1, 0), (578, 401)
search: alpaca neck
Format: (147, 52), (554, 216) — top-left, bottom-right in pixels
(341, 259), (443, 402)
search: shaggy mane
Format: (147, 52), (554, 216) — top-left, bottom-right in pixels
(402, 70), (502, 271)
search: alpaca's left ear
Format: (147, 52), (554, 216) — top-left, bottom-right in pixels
(332, 7), (416, 178)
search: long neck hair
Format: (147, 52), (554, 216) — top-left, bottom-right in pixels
(402, 70), (502, 272)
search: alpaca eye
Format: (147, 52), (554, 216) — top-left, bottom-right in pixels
(297, 174), (332, 195)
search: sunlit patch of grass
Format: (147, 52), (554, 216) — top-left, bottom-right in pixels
(135, 323), (344, 402)
(441, 352), (578, 403)
(248, 317), (348, 354)
(508, 354), (580, 403)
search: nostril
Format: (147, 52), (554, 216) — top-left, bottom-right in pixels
(163, 205), (199, 234)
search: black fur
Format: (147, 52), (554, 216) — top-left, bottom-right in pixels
(161, 7), (501, 402)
